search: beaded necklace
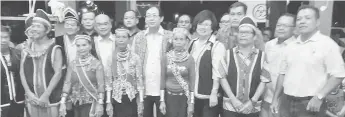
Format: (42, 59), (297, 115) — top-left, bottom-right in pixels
(168, 49), (189, 63)
(25, 40), (54, 58)
(76, 53), (93, 67)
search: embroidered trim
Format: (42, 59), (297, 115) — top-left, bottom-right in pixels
(166, 50), (191, 103)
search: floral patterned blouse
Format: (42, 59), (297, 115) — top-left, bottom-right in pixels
(112, 52), (143, 103)
(62, 56), (105, 105)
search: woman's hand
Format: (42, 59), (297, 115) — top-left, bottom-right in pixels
(59, 103), (67, 117)
(96, 103), (104, 117)
(106, 103), (113, 117)
(159, 101), (166, 115)
(187, 103), (194, 117)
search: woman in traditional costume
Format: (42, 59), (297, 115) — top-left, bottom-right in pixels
(106, 27), (144, 117)
(59, 35), (105, 117)
(159, 28), (195, 117)
(1, 25), (25, 117)
(20, 9), (64, 117)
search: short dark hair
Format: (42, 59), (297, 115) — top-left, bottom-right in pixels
(177, 14), (193, 22)
(1, 25), (11, 34)
(80, 11), (96, 21)
(279, 13), (296, 26)
(297, 5), (320, 19)
(192, 10), (218, 32)
(125, 10), (139, 18)
(229, 2), (247, 15)
(147, 6), (164, 17)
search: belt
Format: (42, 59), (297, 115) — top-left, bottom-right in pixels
(167, 91), (184, 96)
(285, 94), (313, 101)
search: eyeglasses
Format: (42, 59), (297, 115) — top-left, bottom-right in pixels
(239, 31), (254, 35)
(276, 24), (294, 28)
(178, 20), (190, 24)
(220, 20), (231, 24)
(145, 15), (159, 18)
(197, 23), (212, 27)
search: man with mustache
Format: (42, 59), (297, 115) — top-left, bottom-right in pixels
(132, 6), (173, 117)
(271, 5), (345, 117)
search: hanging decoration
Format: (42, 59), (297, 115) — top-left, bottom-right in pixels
(48, 0), (66, 22)
(136, 1), (160, 18)
(78, 0), (99, 15)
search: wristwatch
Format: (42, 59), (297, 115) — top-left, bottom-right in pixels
(316, 94), (325, 100)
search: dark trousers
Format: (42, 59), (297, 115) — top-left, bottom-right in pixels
(193, 97), (222, 117)
(73, 103), (92, 117)
(1, 102), (24, 117)
(143, 96), (164, 117)
(166, 92), (187, 117)
(113, 95), (138, 117)
(280, 93), (327, 117)
(223, 110), (259, 117)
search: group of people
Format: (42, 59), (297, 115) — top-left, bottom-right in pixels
(2, 1), (345, 117)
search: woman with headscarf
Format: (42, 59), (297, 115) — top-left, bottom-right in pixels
(159, 28), (195, 117)
(106, 27), (144, 117)
(59, 35), (105, 117)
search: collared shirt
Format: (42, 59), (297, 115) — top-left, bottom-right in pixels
(189, 35), (226, 99)
(95, 34), (115, 73)
(64, 35), (77, 63)
(280, 31), (345, 97)
(263, 37), (295, 103)
(144, 26), (165, 96)
(129, 28), (141, 46)
(214, 46), (270, 112)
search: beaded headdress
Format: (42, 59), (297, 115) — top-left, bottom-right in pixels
(115, 27), (130, 35)
(74, 35), (91, 44)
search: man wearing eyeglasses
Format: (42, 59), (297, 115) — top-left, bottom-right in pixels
(124, 10), (141, 47)
(132, 6), (173, 117)
(271, 5), (345, 117)
(217, 13), (231, 49)
(215, 16), (270, 117)
(261, 13), (296, 117)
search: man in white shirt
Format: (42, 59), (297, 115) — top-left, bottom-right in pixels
(132, 6), (173, 117)
(261, 13), (296, 117)
(271, 5), (345, 117)
(93, 14), (115, 116)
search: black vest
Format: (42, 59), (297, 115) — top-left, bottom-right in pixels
(225, 49), (262, 99)
(188, 39), (215, 95)
(1, 48), (25, 104)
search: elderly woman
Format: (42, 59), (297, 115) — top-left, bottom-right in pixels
(20, 9), (64, 117)
(59, 35), (105, 117)
(106, 27), (144, 117)
(187, 10), (225, 117)
(159, 28), (195, 117)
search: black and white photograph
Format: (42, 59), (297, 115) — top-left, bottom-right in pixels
(1, 0), (345, 117)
